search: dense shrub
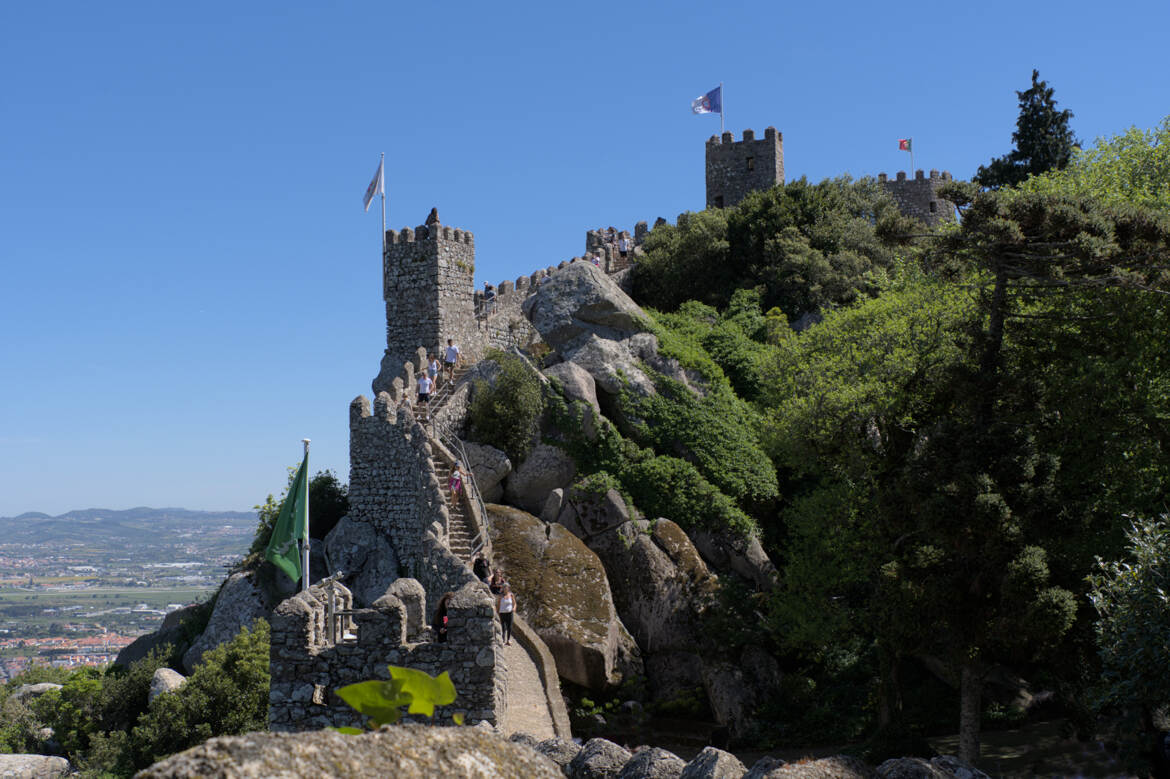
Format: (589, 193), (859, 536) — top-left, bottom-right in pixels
(247, 469), (349, 559)
(26, 621), (270, 777)
(631, 178), (910, 320)
(622, 455), (756, 537)
(126, 620), (270, 771)
(469, 350), (545, 463)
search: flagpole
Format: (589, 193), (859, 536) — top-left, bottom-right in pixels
(379, 152), (386, 257)
(720, 82), (725, 135)
(301, 438), (311, 592)
(910, 139), (915, 176)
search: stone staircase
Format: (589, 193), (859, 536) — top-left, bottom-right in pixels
(421, 365), (481, 565)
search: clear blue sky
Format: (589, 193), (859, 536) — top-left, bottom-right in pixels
(3, 1), (1167, 517)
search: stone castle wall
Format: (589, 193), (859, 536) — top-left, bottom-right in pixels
(378, 212), (480, 395)
(706, 127), (784, 209)
(347, 389), (447, 569)
(270, 581), (506, 731)
(878, 169), (957, 226)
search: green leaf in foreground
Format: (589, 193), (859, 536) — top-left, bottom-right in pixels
(334, 680), (407, 726)
(388, 666), (457, 717)
(335, 666), (459, 730)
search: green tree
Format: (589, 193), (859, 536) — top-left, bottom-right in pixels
(468, 350), (545, 463)
(1017, 115), (1170, 211)
(631, 209), (730, 311)
(126, 620), (270, 772)
(974, 69), (1079, 189)
(247, 468), (349, 559)
(630, 178), (913, 320)
(1088, 516), (1170, 773)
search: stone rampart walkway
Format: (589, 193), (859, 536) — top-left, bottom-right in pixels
(500, 638), (556, 739)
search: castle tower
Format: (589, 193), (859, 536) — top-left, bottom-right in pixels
(705, 127), (784, 209)
(878, 170), (957, 226)
(373, 208), (478, 396)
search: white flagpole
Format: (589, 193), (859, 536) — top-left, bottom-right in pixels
(720, 82), (725, 135)
(910, 140), (915, 176)
(301, 438), (311, 592)
(379, 152), (386, 257)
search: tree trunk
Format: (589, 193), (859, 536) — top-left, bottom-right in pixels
(959, 663), (983, 765)
(877, 647), (902, 729)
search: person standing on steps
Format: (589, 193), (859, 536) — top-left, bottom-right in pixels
(443, 338), (461, 383)
(618, 235), (630, 261)
(497, 583), (516, 646)
(489, 568), (505, 596)
(416, 371), (434, 417)
(449, 461), (465, 503)
(473, 555), (490, 582)
(427, 352), (441, 391)
(483, 281), (496, 316)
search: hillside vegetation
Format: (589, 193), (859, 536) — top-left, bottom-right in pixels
(615, 138), (1170, 768)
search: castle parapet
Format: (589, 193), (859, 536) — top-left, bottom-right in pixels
(269, 580), (504, 732)
(706, 127), (784, 208)
(878, 170), (957, 226)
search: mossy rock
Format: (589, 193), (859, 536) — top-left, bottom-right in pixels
(486, 504), (638, 691)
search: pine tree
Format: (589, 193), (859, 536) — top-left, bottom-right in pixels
(975, 69), (1078, 189)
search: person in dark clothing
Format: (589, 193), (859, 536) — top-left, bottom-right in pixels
(489, 569), (505, 596)
(432, 591), (455, 643)
(473, 556), (490, 582)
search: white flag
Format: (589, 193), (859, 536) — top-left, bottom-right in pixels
(363, 158), (384, 212)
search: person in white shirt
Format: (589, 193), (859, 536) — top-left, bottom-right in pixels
(417, 372), (434, 408)
(443, 338), (461, 382)
(497, 583), (516, 645)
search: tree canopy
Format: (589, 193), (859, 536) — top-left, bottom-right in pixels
(974, 69), (1079, 190)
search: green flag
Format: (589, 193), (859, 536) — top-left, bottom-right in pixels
(265, 455), (309, 583)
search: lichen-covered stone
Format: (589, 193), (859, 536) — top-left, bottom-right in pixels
(618, 747), (687, 778)
(680, 746), (747, 779)
(750, 755), (874, 778)
(323, 515), (401, 608)
(504, 444), (577, 515)
(522, 262), (645, 355)
(183, 571), (268, 673)
(149, 668), (186, 702)
(0, 754), (73, 778)
(569, 737), (633, 779)
(135, 725), (563, 778)
(487, 504), (638, 690)
(537, 737), (582, 774)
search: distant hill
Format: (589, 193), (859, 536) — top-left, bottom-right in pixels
(0, 507), (257, 547)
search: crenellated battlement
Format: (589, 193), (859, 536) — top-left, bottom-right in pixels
(706, 127), (784, 209)
(386, 225), (475, 246)
(877, 169), (953, 182)
(706, 126), (781, 146)
(878, 170), (957, 226)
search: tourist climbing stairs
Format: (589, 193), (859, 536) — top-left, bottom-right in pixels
(420, 364), (485, 565)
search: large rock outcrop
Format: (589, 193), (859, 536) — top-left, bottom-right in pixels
(182, 571), (268, 673)
(135, 725), (563, 779)
(522, 262), (645, 355)
(503, 443), (577, 515)
(557, 488), (718, 656)
(554, 486), (721, 709)
(0, 755), (73, 778)
(461, 441), (512, 504)
(115, 602), (202, 667)
(323, 514), (401, 607)
(486, 504), (641, 691)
